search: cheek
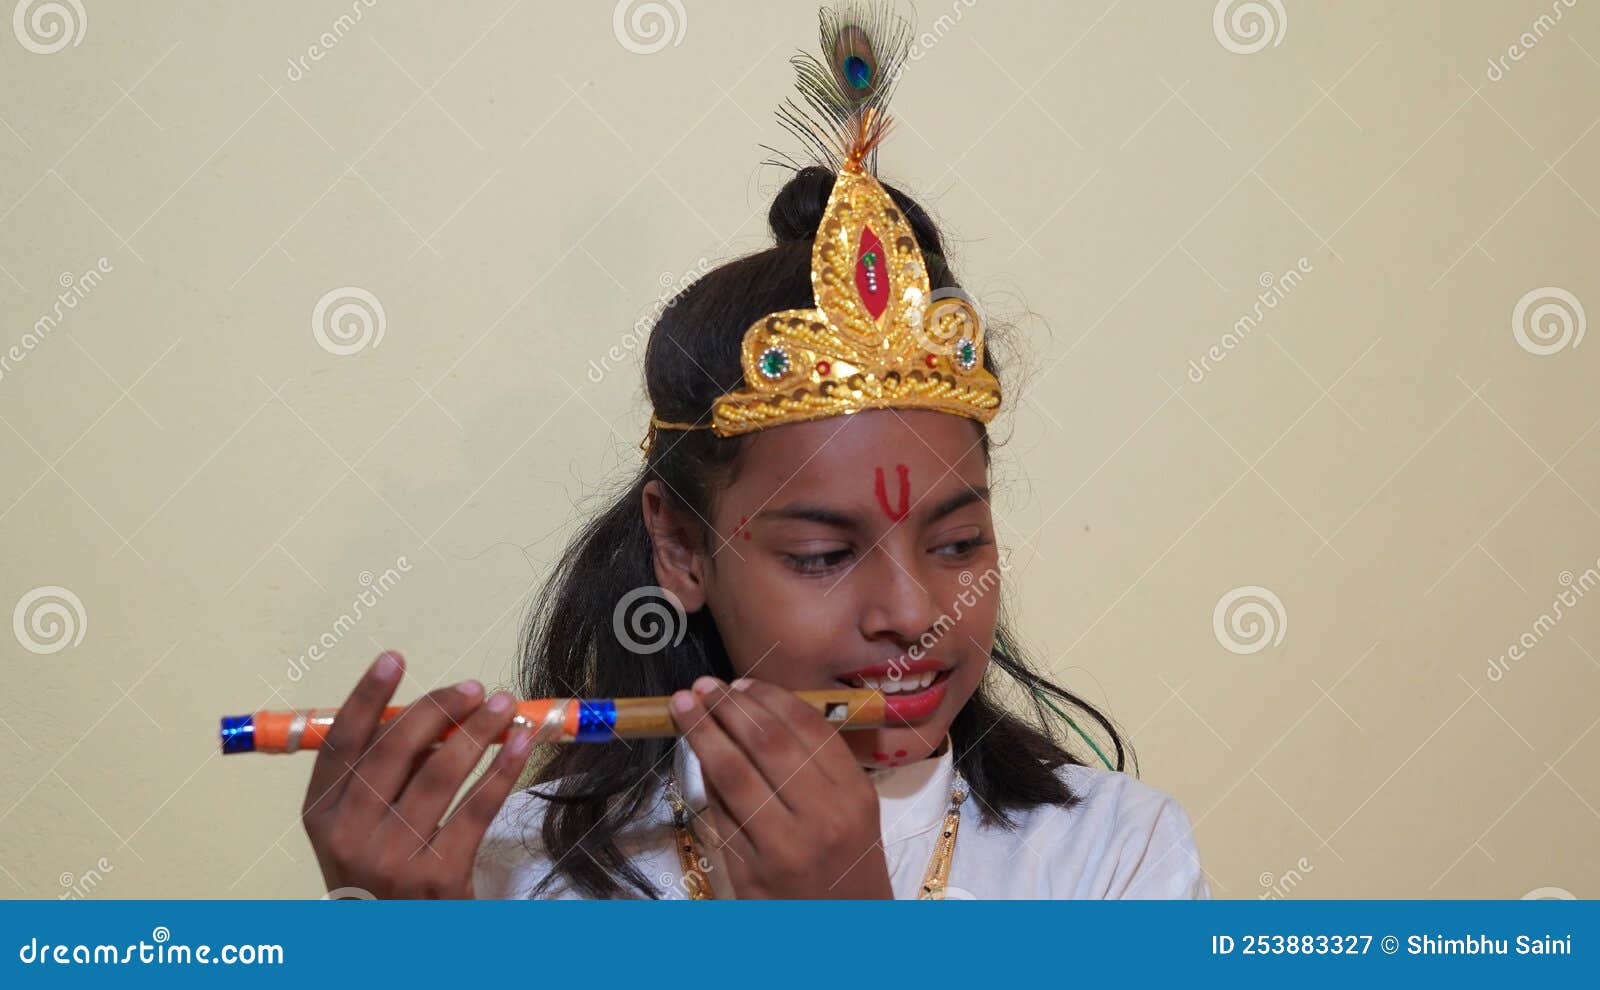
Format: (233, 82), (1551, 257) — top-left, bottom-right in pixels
(707, 563), (852, 681)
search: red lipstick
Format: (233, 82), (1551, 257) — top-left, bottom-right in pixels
(835, 658), (952, 724)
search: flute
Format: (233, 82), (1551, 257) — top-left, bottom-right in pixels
(219, 688), (885, 754)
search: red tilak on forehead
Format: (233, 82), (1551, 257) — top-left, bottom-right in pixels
(874, 464), (910, 522)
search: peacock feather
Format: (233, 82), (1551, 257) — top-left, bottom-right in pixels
(772, 1), (914, 174)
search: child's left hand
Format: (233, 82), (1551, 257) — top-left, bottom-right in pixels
(668, 676), (894, 899)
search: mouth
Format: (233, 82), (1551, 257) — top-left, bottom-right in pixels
(835, 659), (953, 724)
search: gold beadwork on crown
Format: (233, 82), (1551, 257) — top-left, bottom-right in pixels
(708, 166), (1002, 438)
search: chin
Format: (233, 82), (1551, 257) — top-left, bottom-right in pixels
(845, 722), (954, 769)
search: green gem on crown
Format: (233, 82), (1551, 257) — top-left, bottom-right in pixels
(862, 251), (877, 268)
(758, 346), (791, 380)
(955, 338), (977, 370)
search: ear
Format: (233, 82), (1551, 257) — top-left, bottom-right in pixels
(640, 480), (710, 613)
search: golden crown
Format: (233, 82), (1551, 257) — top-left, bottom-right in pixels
(642, 2), (1002, 455)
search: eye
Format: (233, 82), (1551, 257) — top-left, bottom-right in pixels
(785, 548), (855, 575)
(935, 535), (991, 561)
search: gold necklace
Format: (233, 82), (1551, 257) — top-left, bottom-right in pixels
(664, 743), (967, 900)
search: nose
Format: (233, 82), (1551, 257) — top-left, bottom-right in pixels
(856, 547), (943, 648)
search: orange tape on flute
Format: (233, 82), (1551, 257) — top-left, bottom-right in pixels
(219, 688), (887, 754)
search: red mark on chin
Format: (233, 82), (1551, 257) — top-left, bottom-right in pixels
(894, 749), (907, 758)
(873, 751), (889, 761)
(874, 464), (910, 522)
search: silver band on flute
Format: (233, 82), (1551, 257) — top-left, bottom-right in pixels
(285, 710), (308, 754)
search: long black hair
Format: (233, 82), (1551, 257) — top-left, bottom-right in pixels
(514, 166), (1133, 899)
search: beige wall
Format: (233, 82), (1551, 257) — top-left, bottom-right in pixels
(2, 0), (1597, 899)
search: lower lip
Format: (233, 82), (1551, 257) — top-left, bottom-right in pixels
(842, 670), (951, 724)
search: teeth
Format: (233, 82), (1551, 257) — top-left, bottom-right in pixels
(848, 670), (939, 693)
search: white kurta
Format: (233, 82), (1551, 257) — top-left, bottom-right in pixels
(474, 740), (1211, 900)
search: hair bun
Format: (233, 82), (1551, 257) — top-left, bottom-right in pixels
(765, 165), (953, 286)
(768, 166), (836, 243)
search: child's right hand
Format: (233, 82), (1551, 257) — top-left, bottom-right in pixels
(299, 651), (536, 899)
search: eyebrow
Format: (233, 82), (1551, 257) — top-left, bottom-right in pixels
(755, 484), (990, 531)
